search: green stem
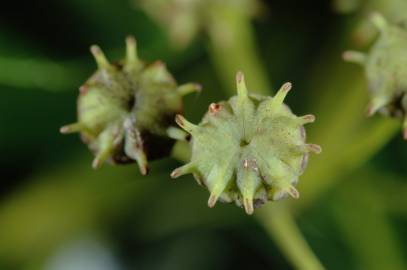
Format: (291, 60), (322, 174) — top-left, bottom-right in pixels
(206, 6), (271, 96)
(256, 204), (325, 270)
(171, 143), (325, 270)
(0, 41), (200, 92)
(294, 42), (399, 211)
(332, 174), (406, 270)
(172, 7), (324, 267)
(297, 117), (399, 211)
(0, 158), (157, 264)
(348, 168), (407, 215)
(376, 176), (407, 215)
(0, 56), (83, 91)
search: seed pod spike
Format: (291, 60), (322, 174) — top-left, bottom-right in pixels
(287, 185), (300, 199)
(306, 144), (322, 154)
(60, 122), (84, 134)
(125, 134), (149, 175)
(176, 83), (202, 96)
(207, 193), (218, 208)
(238, 160), (258, 215)
(294, 144), (322, 154)
(342, 51), (366, 65)
(175, 114), (198, 134)
(367, 96), (390, 116)
(134, 150), (148, 175)
(243, 197), (254, 215)
(90, 45), (110, 69)
(92, 149), (110, 169)
(207, 166), (230, 208)
(270, 82), (292, 112)
(298, 114), (316, 125)
(236, 71), (249, 100)
(92, 128), (118, 169)
(270, 181), (300, 201)
(125, 36), (138, 65)
(370, 12), (388, 32)
(166, 126), (189, 141)
(92, 141), (114, 169)
(124, 122), (149, 175)
(171, 162), (196, 178)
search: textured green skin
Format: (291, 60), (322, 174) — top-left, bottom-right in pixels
(80, 61), (182, 158)
(366, 22), (407, 116)
(172, 73), (320, 214)
(192, 97), (306, 202)
(79, 61), (183, 138)
(62, 38), (198, 173)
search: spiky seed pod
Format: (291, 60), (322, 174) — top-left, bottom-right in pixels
(343, 13), (407, 139)
(171, 72), (321, 215)
(60, 37), (201, 174)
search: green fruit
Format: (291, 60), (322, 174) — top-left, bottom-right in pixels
(171, 72), (321, 214)
(60, 37), (200, 174)
(344, 13), (407, 139)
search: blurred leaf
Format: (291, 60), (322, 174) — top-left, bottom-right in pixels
(0, 157), (158, 265)
(0, 56), (84, 91)
(332, 171), (406, 270)
(257, 204), (325, 270)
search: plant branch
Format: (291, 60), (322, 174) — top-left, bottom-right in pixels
(332, 175), (406, 270)
(206, 6), (271, 96)
(256, 204), (325, 270)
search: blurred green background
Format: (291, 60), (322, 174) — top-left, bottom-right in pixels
(1, 0), (406, 269)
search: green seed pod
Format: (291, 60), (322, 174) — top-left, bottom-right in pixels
(60, 37), (201, 174)
(171, 72), (321, 214)
(343, 13), (407, 139)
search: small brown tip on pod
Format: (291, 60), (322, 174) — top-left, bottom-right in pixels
(90, 45), (110, 69)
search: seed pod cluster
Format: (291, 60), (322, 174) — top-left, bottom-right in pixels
(344, 13), (407, 139)
(60, 37), (200, 174)
(171, 72), (321, 214)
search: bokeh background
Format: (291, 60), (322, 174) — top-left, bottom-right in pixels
(1, 0), (407, 269)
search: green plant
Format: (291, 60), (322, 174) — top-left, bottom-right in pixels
(60, 37), (200, 174)
(171, 72), (320, 214)
(55, 6), (405, 270)
(2, 2), (407, 270)
(344, 13), (407, 138)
